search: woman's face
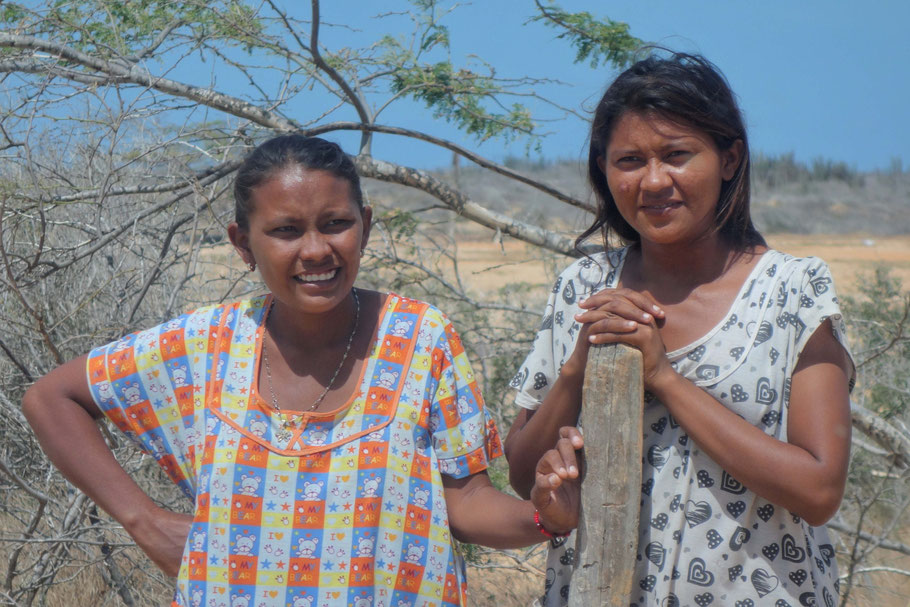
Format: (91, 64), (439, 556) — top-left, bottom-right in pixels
(599, 111), (742, 248)
(228, 164), (371, 317)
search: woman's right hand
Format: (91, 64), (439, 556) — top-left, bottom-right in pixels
(571, 287), (672, 389)
(127, 506), (193, 578)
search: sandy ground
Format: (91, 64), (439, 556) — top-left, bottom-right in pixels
(452, 233), (910, 299)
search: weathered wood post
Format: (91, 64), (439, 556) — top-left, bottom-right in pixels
(568, 343), (644, 607)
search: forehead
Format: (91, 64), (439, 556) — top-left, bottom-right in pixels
(607, 111), (714, 149)
(249, 165), (357, 214)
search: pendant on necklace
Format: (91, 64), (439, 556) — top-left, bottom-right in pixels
(275, 425), (292, 443)
(274, 414), (294, 442)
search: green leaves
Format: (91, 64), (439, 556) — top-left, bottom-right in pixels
(12, 0), (263, 58)
(530, 1), (642, 69)
(390, 60), (535, 142)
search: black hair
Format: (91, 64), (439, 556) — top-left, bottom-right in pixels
(579, 51), (765, 251)
(233, 134), (364, 229)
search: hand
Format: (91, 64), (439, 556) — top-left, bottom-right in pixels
(126, 505), (193, 577)
(530, 426), (584, 536)
(575, 288), (673, 389)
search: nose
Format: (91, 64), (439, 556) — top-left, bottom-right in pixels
(299, 230), (333, 261)
(641, 159), (673, 193)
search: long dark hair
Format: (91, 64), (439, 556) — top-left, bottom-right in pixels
(233, 134), (364, 229)
(579, 51), (765, 251)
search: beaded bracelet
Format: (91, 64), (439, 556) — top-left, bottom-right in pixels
(534, 509), (570, 539)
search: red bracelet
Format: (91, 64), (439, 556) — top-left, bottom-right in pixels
(534, 509), (570, 539)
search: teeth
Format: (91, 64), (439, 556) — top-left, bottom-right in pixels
(296, 270), (336, 282)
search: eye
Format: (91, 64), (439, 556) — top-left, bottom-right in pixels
(271, 225), (299, 236)
(617, 155), (642, 164)
(324, 217), (354, 231)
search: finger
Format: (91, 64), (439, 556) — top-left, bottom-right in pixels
(585, 296), (659, 324)
(575, 312), (640, 336)
(536, 448), (573, 481)
(558, 425), (584, 448)
(552, 439), (579, 478)
(534, 467), (564, 492)
(581, 288), (664, 319)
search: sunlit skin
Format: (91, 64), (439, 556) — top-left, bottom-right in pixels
(506, 111), (853, 528)
(228, 165), (372, 335)
(598, 110), (742, 252)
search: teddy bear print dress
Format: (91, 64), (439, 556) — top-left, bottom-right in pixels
(511, 248), (853, 607)
(88, 293), (501, 607)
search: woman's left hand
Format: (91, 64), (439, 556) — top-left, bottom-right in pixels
(530, 426), (584, 535)
(576, 287), (675, 390)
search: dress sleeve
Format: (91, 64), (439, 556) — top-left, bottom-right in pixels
(509, 251), (613, 410)
(85, 305), (218, 497)
(785, 257), (856, 390)
(427, 312), (503, 480)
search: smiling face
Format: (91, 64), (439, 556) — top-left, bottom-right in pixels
(598, 111), (742, 248)
(228, 164), (371, 318)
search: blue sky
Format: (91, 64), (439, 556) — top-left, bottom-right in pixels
(308, 1), (909, 172)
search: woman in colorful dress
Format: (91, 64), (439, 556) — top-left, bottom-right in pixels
(22, 134), (582, 607)
(504, 53), (855, 606)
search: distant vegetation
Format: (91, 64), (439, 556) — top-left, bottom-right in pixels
(367, 152), (909, 237)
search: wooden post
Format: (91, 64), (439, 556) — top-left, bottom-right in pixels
(568, 343), (644, 607)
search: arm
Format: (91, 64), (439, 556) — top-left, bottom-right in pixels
(444, 427), (583, 548)
(504, 363), (584, 499)
(648, 320), (852, 525)
(22, 354), (192, 576)
(577, 283), (852, 525)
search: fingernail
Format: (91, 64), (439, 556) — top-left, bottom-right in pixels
(569, 466), (577, 475)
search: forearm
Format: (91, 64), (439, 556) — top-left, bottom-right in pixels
(23, 381), (160, 533)
(504, 367), (584, 498)
(447, 484), (545, 549)
(651, 371), (848, 524)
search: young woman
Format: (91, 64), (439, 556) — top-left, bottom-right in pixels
(22, 134), (582, 607)
(505, 53), (855, 606)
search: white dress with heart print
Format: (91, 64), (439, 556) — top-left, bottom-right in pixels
(511, 248), (853, 607)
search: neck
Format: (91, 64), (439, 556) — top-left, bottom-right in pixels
(630, 235), (747, 296)
(267, 290), (359, 348)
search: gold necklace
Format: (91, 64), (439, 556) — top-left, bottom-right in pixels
(261, 289), (360, 434)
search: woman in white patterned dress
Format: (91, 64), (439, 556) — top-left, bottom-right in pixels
(505, 53), (855, 607)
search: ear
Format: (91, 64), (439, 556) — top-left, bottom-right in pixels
(359, 206), (373, 253)
(227, 222), (254, 267)
(721, 139), (744, 181)
(596, 155), (607, 176)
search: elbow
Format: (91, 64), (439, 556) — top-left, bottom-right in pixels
(794, 480), (846, 527)
(447, 521), (471, 544)
(21, 382), (46, 426)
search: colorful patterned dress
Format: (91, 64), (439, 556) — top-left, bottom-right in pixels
(511, 248), (854, 607)
(87, 293), (502, 607)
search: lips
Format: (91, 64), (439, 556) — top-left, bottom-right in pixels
(642, 201), (682, 210)
(293, 269), (338, 282)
